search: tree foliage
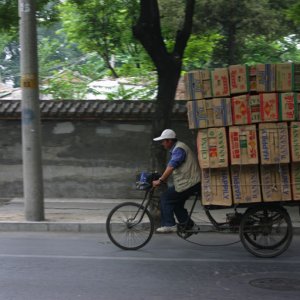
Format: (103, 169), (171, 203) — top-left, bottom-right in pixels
(58, 0), (144, 78)
(195, 0), (299, 65)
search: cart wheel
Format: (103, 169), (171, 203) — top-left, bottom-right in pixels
(239, 205), (293, 258)
(106, 202), (154, 250)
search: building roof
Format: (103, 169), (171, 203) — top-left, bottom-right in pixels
(0, 100), (188, 121)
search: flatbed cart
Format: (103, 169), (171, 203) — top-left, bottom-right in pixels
(106, 172), (298, 258)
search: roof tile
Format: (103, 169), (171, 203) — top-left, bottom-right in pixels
(0, 100), (187, 120)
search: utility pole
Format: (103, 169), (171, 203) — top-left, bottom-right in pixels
(19, 0), (44, 221)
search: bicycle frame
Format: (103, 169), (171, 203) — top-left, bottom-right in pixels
(128, 188), (154, 227)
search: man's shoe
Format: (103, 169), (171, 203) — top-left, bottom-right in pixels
(156, 225), (177, 233)
(177, 223), (200, 239)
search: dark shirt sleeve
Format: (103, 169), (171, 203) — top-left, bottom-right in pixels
(167, 147), (186, 169)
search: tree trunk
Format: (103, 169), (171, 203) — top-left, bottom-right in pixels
(133, 0), (195, 168)
(151, 62), (181, 172)
(133, 0), (195, 218)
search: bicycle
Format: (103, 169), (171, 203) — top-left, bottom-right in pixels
(106, 172), (294, 257)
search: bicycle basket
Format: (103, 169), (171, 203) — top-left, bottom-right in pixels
(136, 171), (160, 190)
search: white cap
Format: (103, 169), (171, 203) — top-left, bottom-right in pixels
(153, 129), (176, 141)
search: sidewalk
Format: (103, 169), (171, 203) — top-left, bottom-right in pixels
(0, 197), (299, 233)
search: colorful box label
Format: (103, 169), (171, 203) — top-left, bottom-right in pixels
(229, 125), (258, 165)
(232, 94), (251, 125)
(248, 95), (260, 123)
(260, 93), (279, 122)
(279, 92), (297, 121)
(197, 128), (228, 168)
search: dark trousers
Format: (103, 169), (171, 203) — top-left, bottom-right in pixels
(159, 182), (201, 227)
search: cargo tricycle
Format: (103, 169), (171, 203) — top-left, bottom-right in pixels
(106, 172), (298, 258)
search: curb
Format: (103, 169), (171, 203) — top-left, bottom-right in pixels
(0, 222), (299, 234)
(0, 222), (106, 233)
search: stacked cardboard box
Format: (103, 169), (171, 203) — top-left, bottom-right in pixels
(231, 165), (261, 204)
(185, 62), (300, 204)
(201, 168), (232, 206)
(186, 98), (232, 129)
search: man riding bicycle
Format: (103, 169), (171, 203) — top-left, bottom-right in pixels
(152, 129), (201, 233)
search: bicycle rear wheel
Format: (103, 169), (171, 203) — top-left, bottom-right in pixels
(239, 205), (293, 258)
(106, 202), (154, 250)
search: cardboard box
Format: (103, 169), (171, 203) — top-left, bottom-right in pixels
(202, 80), (212, 98)
(201, 168), (232, 206)
(231, 165), (261, 204)
(260, 164), (292, 202)
(259, 123), (290, 164)
(211, 68), (230, 97)
(294, 63), (300, 91)
(297, 93), (300, 120)
(186, 100), (214, 129)
(291, 163), (300, 200)
(187, 98), (232, 129)
(279, 92), (297, 121)
(229, 64), (249, 94)
(229, 125), (258, 165)
(256, 64), (276, 92)
(248, 95), (260, 123)
(231, 94), (251, 125)
(290, 122), (300, 162)
(184, 70), (204, 100)
(197, 128), (228, 168)
(249, 65), (257, 92)
(260, 93), (279, 122)
(212, 98), (232, 127)
(276, 63), (294, 92)
(200, 69), (212, 98)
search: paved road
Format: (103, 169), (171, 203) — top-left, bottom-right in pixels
(0, 232), (299, 300)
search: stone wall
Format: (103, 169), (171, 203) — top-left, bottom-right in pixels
(0, 119), (196, 199)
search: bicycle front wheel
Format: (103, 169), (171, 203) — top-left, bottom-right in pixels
(106, 202), (154, 250)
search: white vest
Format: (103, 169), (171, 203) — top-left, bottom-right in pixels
(172, 141), (201, 192)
